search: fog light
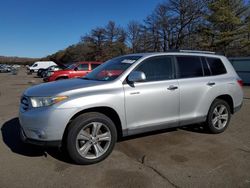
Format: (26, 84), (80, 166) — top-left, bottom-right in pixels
(33, 130), (46, 139)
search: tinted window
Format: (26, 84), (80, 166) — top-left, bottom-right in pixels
(176, 56), (203, 78)
(135, 56), (173, 82)
(91, 64), (100, 70)
(206, 58), (227, 75)
(78, 64), (89, 71)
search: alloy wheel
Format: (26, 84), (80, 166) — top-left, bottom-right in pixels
(75, 122), (111, 159)
(212, 104), (229, 130)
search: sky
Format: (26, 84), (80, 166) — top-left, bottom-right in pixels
(0, 0), (162, 58)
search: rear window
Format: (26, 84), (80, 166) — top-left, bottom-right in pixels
(176, 56), (203, 78)
(206, 57), (227, 75)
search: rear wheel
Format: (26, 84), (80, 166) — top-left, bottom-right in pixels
(66, 112), (117, 165)
(206, 99), (231, 134)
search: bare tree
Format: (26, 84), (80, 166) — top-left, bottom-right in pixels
(154, 4), (171, 51)
(127, 21), (142, 52)
(162, 0), (207, 49)
(144, 13), (162, 52)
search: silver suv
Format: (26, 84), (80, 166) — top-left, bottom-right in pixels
(19, 51), (243, 164)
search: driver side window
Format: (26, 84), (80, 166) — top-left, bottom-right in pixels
(135, 56), (174, 82)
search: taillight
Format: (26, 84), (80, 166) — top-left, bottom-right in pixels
(237, 79), (243, 87)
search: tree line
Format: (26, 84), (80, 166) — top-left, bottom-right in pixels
(0, 56), (39, 65)
(48, 0), (250, 64)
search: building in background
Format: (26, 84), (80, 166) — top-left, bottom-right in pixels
(229, 57), (250, 84)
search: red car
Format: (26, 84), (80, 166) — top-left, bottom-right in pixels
(44, 61), (102, 82)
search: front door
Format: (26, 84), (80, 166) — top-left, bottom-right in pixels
(123, 55), (180, 134)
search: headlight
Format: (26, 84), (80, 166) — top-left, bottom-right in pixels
(30, 96), (68, 108)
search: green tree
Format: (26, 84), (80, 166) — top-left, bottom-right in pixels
(201, 0), (250, 55)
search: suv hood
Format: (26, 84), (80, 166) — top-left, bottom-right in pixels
(24, 78), (106, 97)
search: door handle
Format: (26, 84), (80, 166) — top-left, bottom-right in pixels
(130, 92), (140, 95)
(207, 82), (215, 86)
(167, 85), (178, 90)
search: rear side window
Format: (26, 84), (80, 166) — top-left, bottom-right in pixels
(91, 64), (100, 70)
(206, 58), (227, 75)
(176, 56), (203, 78)
(78, 64), (89, 71)
(135, 56), (173, 82)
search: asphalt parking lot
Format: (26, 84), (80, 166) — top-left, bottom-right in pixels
(0, 68), (250, 188)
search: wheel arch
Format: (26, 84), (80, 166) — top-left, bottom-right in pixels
(56, 75), (68, 80)
(213, 94), (234, 114)
(62, 106), (123, 143)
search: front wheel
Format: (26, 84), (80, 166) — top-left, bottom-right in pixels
(206, 99), (231, 134)
(66, 112), (117, 165)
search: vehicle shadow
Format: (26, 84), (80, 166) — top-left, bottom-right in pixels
(1, 118), (209, 164)
(119, 123), (210, 142)
(179, 124), (210, 134)
(1, 117), (73, 164)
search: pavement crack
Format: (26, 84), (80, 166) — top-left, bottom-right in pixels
(138, 155), (180, 188)
(118, 150), (179, 188)
(208, 164), (225, 174)
(141, 155), (146, 164)
(143, 163), (180, 188)
(239, 148), (250, 153)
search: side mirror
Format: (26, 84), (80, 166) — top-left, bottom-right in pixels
(128, 71), (146, 83)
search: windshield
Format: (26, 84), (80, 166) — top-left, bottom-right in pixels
(67, 63), (77, 70)
(83, 56), (142, 81)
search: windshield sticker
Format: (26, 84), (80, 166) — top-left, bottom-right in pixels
(121, 59), (136, 64)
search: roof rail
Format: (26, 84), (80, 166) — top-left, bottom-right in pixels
(166, 49), (216, 54)
(179, 50), (216, 54)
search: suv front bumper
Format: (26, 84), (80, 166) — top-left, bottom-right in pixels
(19, 106), (77, 144)
(20, 127), (61, 147)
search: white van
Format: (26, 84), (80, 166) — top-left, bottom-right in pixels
(28, 61), (57, 73)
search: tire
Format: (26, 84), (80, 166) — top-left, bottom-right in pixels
(66, 112), (117, 165)
(206, 99), (231, 134)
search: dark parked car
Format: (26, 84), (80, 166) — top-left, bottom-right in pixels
(37, 65), (65, 77)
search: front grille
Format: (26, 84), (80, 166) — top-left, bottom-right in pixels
(20, 96), (30, 111)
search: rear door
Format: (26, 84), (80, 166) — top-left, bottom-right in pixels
(176, 55), (214, 125)
(124, 55), (180, 133)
